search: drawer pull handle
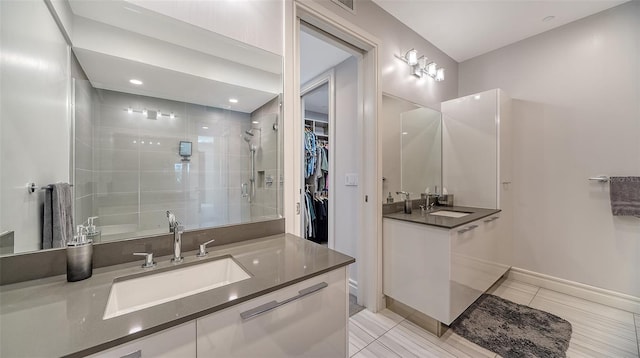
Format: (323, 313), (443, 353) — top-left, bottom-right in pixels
(240, 282), (328, 320)
(458, 225), (478, 234)
(120, 350), (141, 358)
(484, 216), (499, 223)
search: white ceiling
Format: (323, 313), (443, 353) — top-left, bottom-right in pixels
(304, 83), (329, 114)
(372, 0), (628, 62)
(300, 30), (352, 84)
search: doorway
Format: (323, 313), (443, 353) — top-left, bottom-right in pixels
(299, 22), (364, 303)
(285, 1), (382, 312)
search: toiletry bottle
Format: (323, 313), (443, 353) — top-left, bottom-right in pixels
(67, 225), (93, 282)
(85, 216), (101, 243)
(387, 192), (394, 203)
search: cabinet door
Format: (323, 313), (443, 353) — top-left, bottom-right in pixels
(88, 322), (195, 358)
(450, 214), (509, 322)
(197, 268), (348, 358)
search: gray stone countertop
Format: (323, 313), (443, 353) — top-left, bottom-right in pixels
(383, 206), (501, 229)
(0, 234), (354, 358)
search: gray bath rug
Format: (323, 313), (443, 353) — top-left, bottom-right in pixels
(451, 294), (572, 358)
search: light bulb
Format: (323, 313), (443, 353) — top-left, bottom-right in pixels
(426, 62), (437, 78)
(436, 68), (445, 82)
(405, 49), (418, 66)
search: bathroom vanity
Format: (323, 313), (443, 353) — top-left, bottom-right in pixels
(0, 234), (353, 357)
(383, 206), (511, 331)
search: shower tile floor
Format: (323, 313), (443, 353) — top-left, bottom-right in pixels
(349, 278), (640, 357)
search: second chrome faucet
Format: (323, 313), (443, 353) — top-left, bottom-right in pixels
(167, 211), (184, 263)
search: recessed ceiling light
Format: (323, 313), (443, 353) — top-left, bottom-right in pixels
(202, 126), (209, 129)
(229, 98), (238, 103)
(402, 132), (408, 135)
(474, 95), (481, 100)
(129, 79), (143, 85)
(542, 16), (555, 22)
(252, 121), (259, 124)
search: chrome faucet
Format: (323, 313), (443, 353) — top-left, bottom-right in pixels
(166, 211), (184, 263)
(396, 191), (412, 214)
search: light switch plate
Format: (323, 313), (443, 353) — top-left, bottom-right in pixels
(345, 173), (358, 186)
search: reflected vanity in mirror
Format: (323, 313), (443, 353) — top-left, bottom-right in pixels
(382, 94), (442, 200)
(0, 1), (283, 255)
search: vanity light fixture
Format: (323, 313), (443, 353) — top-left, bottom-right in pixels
(229, 98), (239, 103)
(124, 107), (178, 119)
(396, 49), (445, 82)
(129, 79), (143, 85)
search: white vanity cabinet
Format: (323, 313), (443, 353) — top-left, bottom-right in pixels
(383, 214), (509, 325)
(88, 322), (196, 358)
(197, 267), (348, 357)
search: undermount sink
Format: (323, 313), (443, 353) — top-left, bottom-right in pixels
(103, 255), (251, 319)
(429, 210), (472, 218)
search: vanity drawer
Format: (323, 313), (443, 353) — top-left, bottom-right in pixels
(87, 321), (195, 358)
(196, 267), (348, 358)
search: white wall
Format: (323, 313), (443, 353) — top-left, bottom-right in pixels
(333, 57), (360, 287)
(0, 0), (70, 253)
(459, 2), (640, 297)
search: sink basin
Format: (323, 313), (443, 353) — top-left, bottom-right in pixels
(429, 210), (472, 218)
(103, 256), (251, 319)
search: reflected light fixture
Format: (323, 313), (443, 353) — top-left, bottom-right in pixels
(436, 68), (445, 82)
(129, 79), (143, 85)
(229, 98), (238, 103)
(127, 107), (133, 114)
(142, 109), (147, 116)
(170, 112), (175, 119)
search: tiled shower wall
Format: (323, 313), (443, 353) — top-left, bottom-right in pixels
(249, 96), (280, 220)
(91, 90), (266, 241)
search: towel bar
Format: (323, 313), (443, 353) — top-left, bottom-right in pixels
(27, 182), (74, 194)
(588, 176), (609, 183)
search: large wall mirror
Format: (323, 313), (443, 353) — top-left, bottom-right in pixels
(382, 94), (442, 200)
(0, 0), (283, 255)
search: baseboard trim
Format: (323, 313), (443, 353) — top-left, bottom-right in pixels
(507, 267), (640, 314)
(349, 278), (358, 297)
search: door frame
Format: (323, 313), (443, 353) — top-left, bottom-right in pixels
(284, 0), (383, 311)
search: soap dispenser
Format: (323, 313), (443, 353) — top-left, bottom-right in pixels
(67, 225), (93, 282)
(85, 216), (101, 243)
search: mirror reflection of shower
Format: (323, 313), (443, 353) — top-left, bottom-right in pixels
(243, 127), (261, 201)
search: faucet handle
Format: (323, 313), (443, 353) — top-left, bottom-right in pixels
(196, 239), (216, 257)
(133, 252), (156, 268)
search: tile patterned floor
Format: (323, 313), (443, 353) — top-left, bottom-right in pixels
(350, 278), (640, 357)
